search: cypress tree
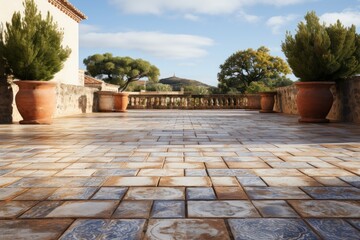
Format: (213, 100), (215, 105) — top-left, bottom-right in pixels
(0, 0), (71, 81)
(282, 11), (360, 81)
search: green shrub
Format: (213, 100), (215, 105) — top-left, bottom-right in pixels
(0, 0), (71, 80)
(282, 11), (360, 81)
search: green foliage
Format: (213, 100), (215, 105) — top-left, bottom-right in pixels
(0, 0), (71, 80)
(246, 81), (272, 94)
(217, 46), (291, 93)
(147, 83), (173, 92)
(83, 53), (160, 92)
(184, 85), (209, 95)
(282, 11), (360, 81)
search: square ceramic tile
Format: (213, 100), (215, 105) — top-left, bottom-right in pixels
(252, 200), (299, 217)
(159, 177), (211, 187)
(237, 177), (267, 187)
(211, 177), (239, 186)
(46, 201), (118, 218)
(138, 169), (184, 177)
(59, 219), (145, 240)
(47, 187), (97, 200)
(92, 187), (128, 200)
(0, 201), (38, 218)
(301, 187), (360, 200)
(151, 200), (185, 218)
(145, 219), (230, 239)
(188, 200), (260, 218)
(214, 187), (247, 199)
(112, 200), (152, 218)
(262, 177), (321, 187)
(104, 177), (159, 186)
(125, 187), (185, 200)
(14, 188), (56, 200)
(0, 220), (72, 240)
(229, 219), (319, 240)
(245, 187), (310, 200)
(288, 200), (360, 218)
(186, 187), (216, 200)
(306, 219), (360, 240)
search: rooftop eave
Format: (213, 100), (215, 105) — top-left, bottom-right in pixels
(48, 0), (87, 23)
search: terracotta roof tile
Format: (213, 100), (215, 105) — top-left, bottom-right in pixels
(48, 0), (87, 22)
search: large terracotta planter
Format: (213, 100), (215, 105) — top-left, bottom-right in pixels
(114, 92), (129, 112)
(245, 94), (261, 110)
(15, 81), (56, 124)
(295, 82), (335, 123)
(97, 91), (114, 112)
(259, 91), (277, 113)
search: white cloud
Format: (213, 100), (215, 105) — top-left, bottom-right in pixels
(238, 11), (261, 23)
(266, 14), (298, 34)
(108, 0), (313, 15)
(79, 25), (214, 60)
(320, 10), (360, 27)
(184, 14), (200, 21)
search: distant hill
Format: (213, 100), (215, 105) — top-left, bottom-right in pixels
(159, 76), (213, 91)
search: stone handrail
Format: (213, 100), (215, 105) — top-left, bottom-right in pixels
(128, 94), (261, 110)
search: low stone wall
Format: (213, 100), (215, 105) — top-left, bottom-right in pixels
(0, 82), (98, 124)
(274, 77), (360, 123)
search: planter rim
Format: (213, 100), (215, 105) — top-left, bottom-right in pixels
(259, 91), (277, 94)
(14, 80), (57, 86)
(97, 90), (116, 95)
(114, 92), (129, 96)
(295, 81), (335, 86)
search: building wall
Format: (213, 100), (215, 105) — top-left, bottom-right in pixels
(0, 0), (81, 85)
(2, 83), (98, 123)
(274, 77), (360, 124)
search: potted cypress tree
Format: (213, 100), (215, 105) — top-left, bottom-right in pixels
(0, 0), (71, 124)
(282, 11), (360, 123)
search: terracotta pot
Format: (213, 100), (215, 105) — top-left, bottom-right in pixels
(97, 91), (114, 112)
(246, 94), (261, 109)
(114, 92), (129, 112)
(295, 82), (335, 123)
(259, 91), (277, 113)
(14, 81), (56, 124)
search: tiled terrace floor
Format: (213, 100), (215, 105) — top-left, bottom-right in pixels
(0, 110), (360, 239)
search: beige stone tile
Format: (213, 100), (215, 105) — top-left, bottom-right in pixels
(211, 177), (239, 186)
(214, 187), (247, 199)
(314, 177), (350, 186)
(159, 177), (211, 187)
(125, 187), (185, 200)
(0, 177), (20, 187)
(280, 156), (323, 162)
(205, 162), (228, 169)
(164, 163), (205, 169)
(185, 157), (223, 162)
(300, 169), (355, 177)
(227, 162), (269, 169)
(55, 169), (96, 177)
(253, 169), (304, 177)
(138, 169), (184, 177)
(121, 162), (162, 169)
(104, 177), (159, 186)
(262, 177), (322, 187)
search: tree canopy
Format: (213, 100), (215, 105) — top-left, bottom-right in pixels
(0, 0), (71, 81)
(217, 46), (291, 93)
(83, 53), (160, 92)
(282, 11), (360, 81)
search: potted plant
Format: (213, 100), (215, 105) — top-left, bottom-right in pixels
(282, 11), (360, 123)
(0, 0), (71, 124)
(246, 81), (277, 113)
(83, 53), (160, 112)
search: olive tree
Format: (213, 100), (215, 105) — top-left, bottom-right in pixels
(83, 53), (160, 92)
(217, 46), (291, 93)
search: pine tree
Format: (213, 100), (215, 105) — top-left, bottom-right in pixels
(0, 0), (71, 80)
(282, 11), (360, 81)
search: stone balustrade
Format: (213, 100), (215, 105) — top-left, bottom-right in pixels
(128, 94), (261, 110)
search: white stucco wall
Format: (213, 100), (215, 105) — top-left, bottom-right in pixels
(0, 0), (82, 85)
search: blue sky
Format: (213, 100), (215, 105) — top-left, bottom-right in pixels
(70, 0), (360, 87)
